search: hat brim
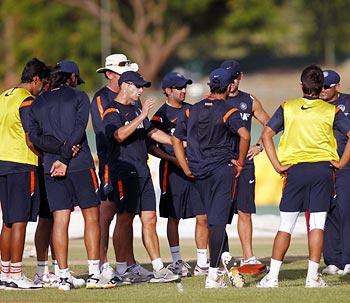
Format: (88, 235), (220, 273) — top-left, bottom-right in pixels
(77, 76), (85, 85)
(96, 62), (139, 74)
(161, 78), (193, 89)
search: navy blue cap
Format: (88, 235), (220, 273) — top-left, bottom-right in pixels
(118, 71), (151, 88)
(207, 68), (232, 88)
(220, 60), (241, 79)
(161, 72), (192, 89)
(323, 70), (340, 87)
(53, 60), (84, 85)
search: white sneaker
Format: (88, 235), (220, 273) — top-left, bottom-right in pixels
(58, 277), (73, 291)
(150, 267), (180, 283)
(71, 274), (85, 288)
(322, 265), (341, 275)
(34, 272), (60, 288)
(305, 274), (327, 288)
(0, 275), (9, 289)
(86, 274), (104, 289)
(339, 264), (350, 275)
(221, 252), (245, 288)
(194, 264), (209, 276)
(167, 260), (192, 277)
(240, 256), (262, 266)
(256, 274), (278, 288)
(7, 274), (42, 289)
(100, 263), (115, 281)
(205, 275), (227, 289)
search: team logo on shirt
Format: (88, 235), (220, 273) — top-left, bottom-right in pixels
(240, 102), (247, 110)
(337, 104), (348, 116)
(170, 128), (176, 135)
(240, 113), (251, 121)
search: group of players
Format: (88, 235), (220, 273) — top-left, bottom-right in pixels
(0, 52), (350, 290)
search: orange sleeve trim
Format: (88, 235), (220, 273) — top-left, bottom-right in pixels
(103, 164), (109, 185)
(335, 107), (341, 114)
(151, 116), (162, 122)
(90, 169), (99, 192)
(281, 101), (287, 109)
(185, 108), (190, 118)
(102, 108), (117, 119)
(223, 108), (238, 123)
(20, 100), (33, 108)
(117, 180), (124, 200)
(96, 96), (104, 118)
(30, 171), (35, 196)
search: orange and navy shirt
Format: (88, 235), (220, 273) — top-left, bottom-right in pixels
(173, 98), (245, 179)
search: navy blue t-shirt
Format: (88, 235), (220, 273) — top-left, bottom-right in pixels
(90, 86), (118, 168)
(151, 102), (191, 156)
(227, 91), (254, 165)
(332, 93), (350, 156)
(173, 98), (245, 179)
(103, 101), (154, 178)
(28, 85), (94, 173)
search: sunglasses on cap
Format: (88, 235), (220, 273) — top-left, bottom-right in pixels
(106, 60), (131, 67)
(171, 85), (187, 90)
(323, 85), (334, 90)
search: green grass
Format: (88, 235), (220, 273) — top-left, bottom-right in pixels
(2, 237), (350, 302)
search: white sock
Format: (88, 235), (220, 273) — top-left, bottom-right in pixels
(170, 246), (181, 264)
(307, 260), (319, 278)
(52, 260), (59, 276)
(1, 260), (10, 279)
(88, 260), (100, 276)
(10, 262), (22, 279)
(116, 262), (127, 275)
(196, 249), (208, 267)
(269, 258), (282, 279)
(151, 258), (164, 272)
(208, 267), (218, 280)
(59, 268), (70, 279)
(36, 261), (49, 277)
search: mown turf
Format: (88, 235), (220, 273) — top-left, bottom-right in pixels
(2, 237), (350, 302)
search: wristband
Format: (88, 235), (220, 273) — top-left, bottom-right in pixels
(256, 143), (264, 152)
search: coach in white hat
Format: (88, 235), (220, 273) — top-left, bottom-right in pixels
(96, 54), (139, 74)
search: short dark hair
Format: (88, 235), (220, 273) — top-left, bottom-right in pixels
(301, 65), (324, 96)
(209, 86), (228, 94)
(50, 72), (72, 89)
(21, 58), (50, 83)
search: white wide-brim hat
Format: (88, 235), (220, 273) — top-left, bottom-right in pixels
(96, 54), (139, 74)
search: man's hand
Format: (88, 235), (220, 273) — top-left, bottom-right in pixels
(141, 99), (155, 118)
(72, 144), (81, 157)
(184, 168), (194, 178)
(231, 159), (243, 177)
(50, 160), (67, 177)
(247, 145), (262, 160)
(330, 160), (343, 169)
(275, 163), (292, 174)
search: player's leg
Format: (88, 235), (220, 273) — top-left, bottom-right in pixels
(194, 214), (209, 275)
(99, 199), (116, 265)
(237, 211), (253, 259)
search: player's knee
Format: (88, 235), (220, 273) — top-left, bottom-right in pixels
(278, 211), (299, 234)
(195, 214), (208, 226)
(309, 212), (327, 231)
(141, 211), (157, 227)
(238, 211), (251, 221)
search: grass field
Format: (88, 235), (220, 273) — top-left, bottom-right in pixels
(2, 237), (350, 302)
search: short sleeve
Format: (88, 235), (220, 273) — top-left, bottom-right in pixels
(267, 106), (284, 133)
(334, 109), (350, 135)
(103, 108), (123, 139)
(173, 109), (188, 140)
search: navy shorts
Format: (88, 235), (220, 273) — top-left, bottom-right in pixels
(234, 163), (256, 214)
(113, 176), (156, 214)
(0, 170), (40, 224)
(195, 163), (236, 226)
(37, 163), (52, 219)
(280, 162), (334, 212)
(159, 161), (205, 219)
(44, 169), (100, 212)
(98, 163), (114, 202)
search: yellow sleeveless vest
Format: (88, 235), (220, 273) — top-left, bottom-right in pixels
(278, 97), (339, 165)
(0, 87), (38, 166)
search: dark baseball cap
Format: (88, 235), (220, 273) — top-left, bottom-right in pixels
(118, 71), (151, 88)
(323, 70), (340, 87)
(220, 60), (241, 79)
(53, 60), (84, 85)
(161, 72), (192, 89)
(207, 68), (232, 88)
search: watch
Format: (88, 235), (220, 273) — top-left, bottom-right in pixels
(256, 143), (264, 152)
